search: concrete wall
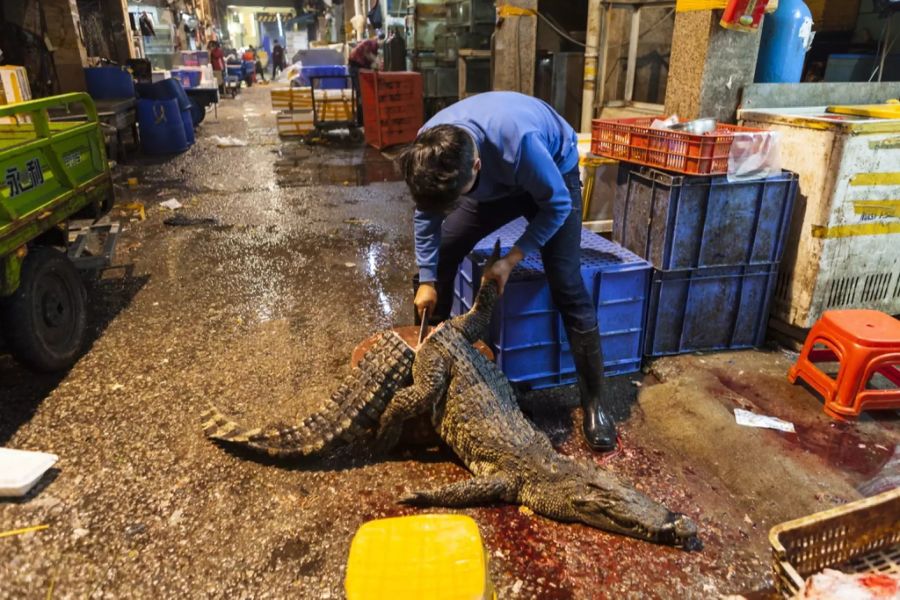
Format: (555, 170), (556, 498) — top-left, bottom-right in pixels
(35, 0), (88, 92)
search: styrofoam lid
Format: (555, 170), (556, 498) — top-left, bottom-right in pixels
(0, 448), (58, 497)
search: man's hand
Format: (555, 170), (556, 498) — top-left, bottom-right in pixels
(484, 246), (524, 294)
(415, 282), (437, 320)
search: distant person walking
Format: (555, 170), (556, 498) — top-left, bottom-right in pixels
(271, 40), (286, 78)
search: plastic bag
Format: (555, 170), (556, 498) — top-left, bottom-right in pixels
(727, 131), (781, 182)
(651, 115), (679, 129)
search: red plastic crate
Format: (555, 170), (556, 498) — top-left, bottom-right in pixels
(591, 116), (765, 175)
(359, 71), (424, 149)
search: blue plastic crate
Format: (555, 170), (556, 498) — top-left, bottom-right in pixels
(299, 65), (349, 89)
(170, 69), (202, 89)
(452, 219), (650, 389)
(644, 263), (779, 357)
(613, 164), (798, 270)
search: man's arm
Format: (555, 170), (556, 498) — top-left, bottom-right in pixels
(414, 209), (442, 283)
(512, 132), (573, 254)
(413, 209), (442, 317)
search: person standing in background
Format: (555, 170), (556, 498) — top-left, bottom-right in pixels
(208, 41), (225, 92)
(347, 37), (382, 126)
(271, 40), (286, 78)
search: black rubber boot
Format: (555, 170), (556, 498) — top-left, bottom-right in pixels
(569, 327), (617, 452)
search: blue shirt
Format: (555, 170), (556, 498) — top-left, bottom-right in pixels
(414, 92), (579, 282)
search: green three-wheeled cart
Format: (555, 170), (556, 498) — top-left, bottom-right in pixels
(0, 93), (117, 372)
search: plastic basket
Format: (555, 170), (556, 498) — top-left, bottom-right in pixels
(614, 164), (799, 270)
(171, 70), (202, 89)
(299, 65), (348, 89)
(359, 71), (424, 149)
(591, 116), (766, 176)
(769, 488), (900, 598)
(644, 263), (779, 356)
(452, 219), (650, 389)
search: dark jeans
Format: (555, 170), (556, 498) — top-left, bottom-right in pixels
(348, 62), (363, 126)
(433, 169), (597, 334)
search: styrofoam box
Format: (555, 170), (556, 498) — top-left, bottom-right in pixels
(0, 448), (58, 497)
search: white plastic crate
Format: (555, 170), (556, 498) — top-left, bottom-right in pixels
(741, 107), (900, 329)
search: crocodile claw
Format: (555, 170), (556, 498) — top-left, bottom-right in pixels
(373, 423), (403, 455)
(398, 491), (428, 506)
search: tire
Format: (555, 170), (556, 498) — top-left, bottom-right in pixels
(0, 247), (87, 372)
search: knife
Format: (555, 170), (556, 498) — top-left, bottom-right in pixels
(418, 306), (431, 346)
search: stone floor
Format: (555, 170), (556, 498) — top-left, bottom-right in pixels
(1, 85), (898, 599)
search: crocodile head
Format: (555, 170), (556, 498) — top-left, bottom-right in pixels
(569, 476), (700, 549)
(532, 471), (701, 550)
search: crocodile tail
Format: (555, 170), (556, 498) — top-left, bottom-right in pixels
(201, 406), (263, 444)
(201, 331), (415, 458)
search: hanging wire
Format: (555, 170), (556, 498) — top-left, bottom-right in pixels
(535, 11), (588, 48)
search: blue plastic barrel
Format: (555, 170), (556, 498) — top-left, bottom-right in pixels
(84, 67), (135, 99)
(181, 108), (195, 146)
(137, 98), (188, 155)
(755, 0), (814, 83)
(135, 79), (191, 111)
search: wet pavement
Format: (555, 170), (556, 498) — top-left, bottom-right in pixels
(2, 86), (900, 599)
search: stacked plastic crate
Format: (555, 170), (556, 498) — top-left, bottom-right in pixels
(452, 218), (652, 390)
(271, 87), (354, 136)
(612, 164), (799, 356)
(358, 71), (424, 149)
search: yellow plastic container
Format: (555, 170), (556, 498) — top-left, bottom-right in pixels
(345, 514), (495, 600)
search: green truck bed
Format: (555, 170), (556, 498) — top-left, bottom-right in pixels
(0, 92), (114, 296)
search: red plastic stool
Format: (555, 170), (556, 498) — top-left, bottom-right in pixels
(788, 310), (900, 420)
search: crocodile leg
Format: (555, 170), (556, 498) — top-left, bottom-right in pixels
(450, 240), (501, 344)
(375, 351), (449, 452)
(400, 473), (517, 507)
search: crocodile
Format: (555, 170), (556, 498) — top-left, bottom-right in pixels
(201, 331), (415, 457)
(375, 241), (701, 549)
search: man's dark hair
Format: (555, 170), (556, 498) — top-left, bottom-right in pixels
(399, 124), (476, 213)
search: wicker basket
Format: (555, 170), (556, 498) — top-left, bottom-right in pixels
(769, 488), (900, 598)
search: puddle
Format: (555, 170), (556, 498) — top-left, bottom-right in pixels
(785, 422), (894, 478)
(713, 369), (895, 478)
(273, 144), (401, 187)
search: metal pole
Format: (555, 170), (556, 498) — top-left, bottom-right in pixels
(624, 7), (641, 104)
(596, 5), (612, 117)
(580, 0), (603, 132)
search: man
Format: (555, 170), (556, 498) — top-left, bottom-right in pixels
(208, 41), (225, 92)
(271, 40), (286, 78)
(347, 37), (382, 125)
(400, 92), (616, 452)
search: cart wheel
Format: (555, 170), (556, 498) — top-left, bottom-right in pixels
(0, 247), (87, 372)
(349, 127), (364, 144)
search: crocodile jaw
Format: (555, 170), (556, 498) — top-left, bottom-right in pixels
(526, 476), (701, 549)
